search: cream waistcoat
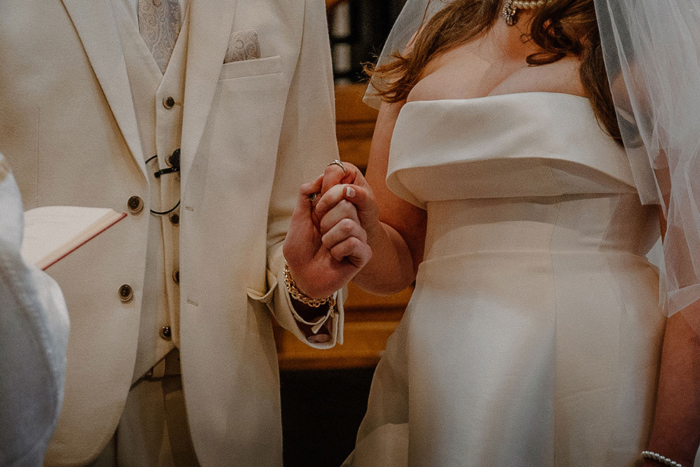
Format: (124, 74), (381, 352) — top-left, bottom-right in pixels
(112, 0), (186, 380)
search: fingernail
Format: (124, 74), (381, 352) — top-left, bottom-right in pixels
(346, 186), (356, 198)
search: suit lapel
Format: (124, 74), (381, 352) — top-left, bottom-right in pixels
(61, 0), (147, 180)
(180, 0), (238, 190)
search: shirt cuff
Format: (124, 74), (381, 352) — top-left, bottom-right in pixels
(288, 291), (337, 335)
(249, 266), (345, 348)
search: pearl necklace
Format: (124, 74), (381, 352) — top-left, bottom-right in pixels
(503, 0), (546, 26)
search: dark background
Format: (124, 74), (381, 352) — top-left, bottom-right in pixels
(329, 0), (408, 82)
(281, 368), (376, 466)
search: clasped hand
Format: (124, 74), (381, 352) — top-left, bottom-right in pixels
(283, 162), (379, 299)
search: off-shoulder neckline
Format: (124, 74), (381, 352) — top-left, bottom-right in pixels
(403, 91), (590, 107)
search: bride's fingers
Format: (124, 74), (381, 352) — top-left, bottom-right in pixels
(321, 161), (361, 195)
(321, 218), (368, 251)
(316, 184), (377, 223)
(321, 165), (346, 195)
(319, 200), (360, 236)
(329, 236), (372, 267)
(315, 184), (351, 215)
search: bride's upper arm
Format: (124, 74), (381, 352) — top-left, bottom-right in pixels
(365, 100), (427, 271)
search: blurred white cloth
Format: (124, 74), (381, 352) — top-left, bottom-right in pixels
(0, 155), (69, 467)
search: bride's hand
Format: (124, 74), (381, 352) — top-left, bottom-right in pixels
(283, 172), (372, 299)
(314, 162), (381, 246)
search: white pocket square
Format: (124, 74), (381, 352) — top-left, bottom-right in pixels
(224, 29), (261, 63)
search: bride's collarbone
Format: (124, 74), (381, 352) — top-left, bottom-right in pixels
(408, 52), (585, 103)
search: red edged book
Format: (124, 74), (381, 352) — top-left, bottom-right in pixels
(21, 206), (126, 270)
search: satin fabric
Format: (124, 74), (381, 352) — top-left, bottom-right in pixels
(345, 93), (666, 466)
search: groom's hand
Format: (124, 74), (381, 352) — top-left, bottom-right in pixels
(283, 171), (371, 300)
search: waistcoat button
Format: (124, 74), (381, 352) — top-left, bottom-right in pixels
(127, 196), (144, 214)
(119, 284), (133, 302)
(170, 213), (180, 225)
(163, 96), (175, 109)
(160, 326), (172, 340)
(172, 270), (180, 284)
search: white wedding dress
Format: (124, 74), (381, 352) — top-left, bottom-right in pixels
(344, 93), (666, 467)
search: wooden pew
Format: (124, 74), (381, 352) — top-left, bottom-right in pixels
(334, 84), (378, 172)
(275, 84), (412, 371)
(325, 0), (346, 9)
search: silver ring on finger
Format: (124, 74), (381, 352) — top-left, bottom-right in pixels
(309, 192), (320, 204)
(327, 159), (346, 175)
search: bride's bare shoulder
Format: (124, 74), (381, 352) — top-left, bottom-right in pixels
(405, 43), (498, 103)
(405, 26), (585, 103)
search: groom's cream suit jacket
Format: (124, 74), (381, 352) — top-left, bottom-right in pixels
(0, 0), (343, 465)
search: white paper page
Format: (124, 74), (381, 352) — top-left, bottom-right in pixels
(21, 206), (114, 266)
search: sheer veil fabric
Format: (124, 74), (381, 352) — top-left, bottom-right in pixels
(595, 0), (700, 323)
(366, 0), (700, 325)
(363, 0), (443, 109)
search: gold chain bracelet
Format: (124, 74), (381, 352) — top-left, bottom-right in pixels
(284, 262), (336, 309)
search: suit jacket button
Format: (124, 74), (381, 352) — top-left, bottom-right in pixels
(172, 270), (180, 284)
(160, 326), (172, 340)
(119, 284), (133, 302)
(127, 196), (144, 214)
(162, 96), (175, 109)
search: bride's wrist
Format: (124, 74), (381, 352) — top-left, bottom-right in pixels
(363, 218), (384, 250)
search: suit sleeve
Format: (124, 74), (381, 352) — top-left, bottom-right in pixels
(0, 155), (70, 467)
(259, 0), (345, 348)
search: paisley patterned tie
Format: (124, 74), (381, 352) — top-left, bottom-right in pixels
(138, 0), (181, 73)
